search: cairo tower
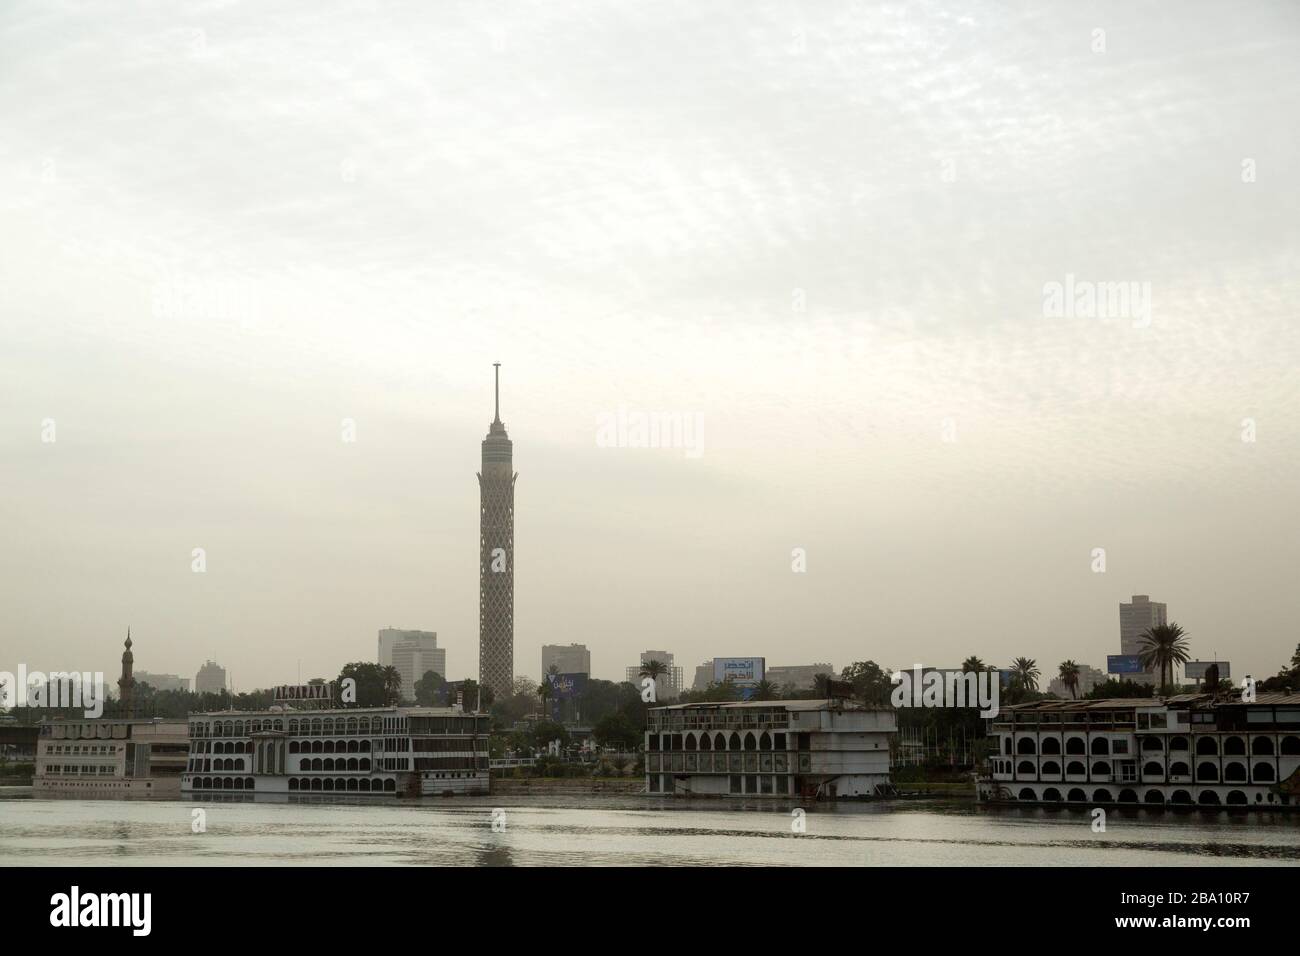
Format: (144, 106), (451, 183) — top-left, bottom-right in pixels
(477, 363), (516, 699)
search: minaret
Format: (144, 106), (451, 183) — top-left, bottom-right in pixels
(477, 363), (516, 701)
(118, 628), (136, 719)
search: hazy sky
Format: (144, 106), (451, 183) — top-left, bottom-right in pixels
(2, 1), (1297, 692)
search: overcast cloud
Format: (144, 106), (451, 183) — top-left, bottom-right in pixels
(1, 0), (1297, 689)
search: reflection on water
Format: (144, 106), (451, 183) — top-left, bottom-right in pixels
(1, 789), (1298, 866)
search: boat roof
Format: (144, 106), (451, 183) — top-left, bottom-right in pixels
(650, 698), (879, 712)
(1003, 691), (1300, 712)
(190, 706), (476, 718)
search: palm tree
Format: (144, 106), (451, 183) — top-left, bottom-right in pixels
(1137, 622), (1191, 694)
(751, 679), (778, 701)
(537, 679), (553, 717)
(1010, 657), (1040, 694)
(1058, 660), (1081, 699)
(380, 666), (402, 705)
(961, 656), (986, 675)
(639, 659), (668, 700)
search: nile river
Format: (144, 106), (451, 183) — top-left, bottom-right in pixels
(2, 789), (1298, 866)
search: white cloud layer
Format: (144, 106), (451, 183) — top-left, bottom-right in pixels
(2, 0), (1297, 687)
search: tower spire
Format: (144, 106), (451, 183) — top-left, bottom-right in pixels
(479, 361), (515, 700)
(119, 627), (136, 719)
(493, 362), (501, 424)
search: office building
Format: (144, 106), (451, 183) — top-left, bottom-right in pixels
(135, 672), (189, 694)
(542, 643), (591, 676)
(767, 663), (836, 692)
(1048, 663), (1107, 699)
(195, 660), (227, 696)
(625, 650), (683, 699)
(692, 661), (714, 691)
(378, 629), (446, 700)
(1120, 594), (1167, 684)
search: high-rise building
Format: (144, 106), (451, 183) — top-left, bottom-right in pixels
(692, 661), (714, 691)
(195, 660), (227, 696)
(1048, 663), (1106, 699)
(135, 671), (189, 694)
(626, 650), (683, 699)
(542, 644), (590, 676)
(1119, 594), (1167, 684)
(478, 363), (516, 699)
(766, 663), (836, 692)
(378, 628), (446, 700)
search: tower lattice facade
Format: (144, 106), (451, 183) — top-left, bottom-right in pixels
(478, 364), (516, 701)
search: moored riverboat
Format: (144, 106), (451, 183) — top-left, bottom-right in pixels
(977, 693), (1300, 809)
(181, 705), (490, 798)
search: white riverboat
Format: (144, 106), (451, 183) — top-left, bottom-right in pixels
(978, 692), (1300, 809)
(181, 705), (490, 797)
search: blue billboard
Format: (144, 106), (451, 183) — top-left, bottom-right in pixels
(546, 672), (587, 700)
(713, 657), (765, 686)
(1107, 654), (1143, 675)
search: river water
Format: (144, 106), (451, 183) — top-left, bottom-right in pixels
(2, 788), (1298, 866)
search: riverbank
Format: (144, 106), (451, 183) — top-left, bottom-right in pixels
(898, 781), (975, 797)
(492, 777), (644, 795)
